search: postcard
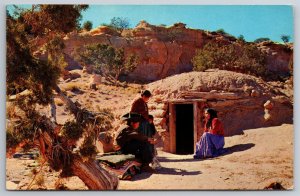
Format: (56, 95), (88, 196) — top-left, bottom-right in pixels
(5, 4), (294, 191)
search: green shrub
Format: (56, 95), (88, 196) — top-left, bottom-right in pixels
(192, 41), (270, 80)
(76, 44), (138, 84)
(281, 35), (291, 43)
(254, 37), (270, 43)
(83, 21), (93, 31)
(61, 120), (83, 140)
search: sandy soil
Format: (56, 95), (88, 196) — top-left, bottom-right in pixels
(6, 70), (294, 190)
(118, 124), (294, 190)
(6, 124), (293, 190)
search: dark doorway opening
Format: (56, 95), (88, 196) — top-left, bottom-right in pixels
(175, 104), (194, 154)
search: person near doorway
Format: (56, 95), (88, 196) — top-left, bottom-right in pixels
(193, 108), (225, 159)
(130, 90), (153, 138)
(148, 115), (162, 169)
(146, 114), (157, 154)
(116, 112), (156, 172)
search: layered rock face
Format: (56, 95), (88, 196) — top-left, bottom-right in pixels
(63, 22), (204, 81)
(61, 21), (292, 82)
(257, 41), (293, 76)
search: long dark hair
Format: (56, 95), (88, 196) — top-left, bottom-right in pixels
(205, 108), (218, 129)
(141, 90), (151, 97)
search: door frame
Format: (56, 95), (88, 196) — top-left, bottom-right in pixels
(168, 99), (205, 154)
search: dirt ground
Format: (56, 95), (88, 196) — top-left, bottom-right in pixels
(5, 70), (294, 191)
(6, 124), (293, 190)
(118, 124), (294, 190)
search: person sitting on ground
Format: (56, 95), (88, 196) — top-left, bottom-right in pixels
(193, 108), (225, 159)
(116, 112), (155, 172)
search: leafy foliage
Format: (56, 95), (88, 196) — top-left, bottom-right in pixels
(61, 121), (83, 140)
(83, 20), (93, 31)
(165, 29), (184, 42)
(6, 5), (116, 183)
(6, 126), (22, 150)
(79, 136), (97, 158)
(17, 5), (89, 36)
(6, 13), (60, 104)
(192, 41), (270, 79)
(6, 101), (44, 151)
(109, 17), (130, 32)
(45, 35), (68, 70)
(216, 28), (226, 35)
(76, 44), (138, 83)
(254, 37), (270, 43)
(76, 108), (114, 158)
(94, 108), (115, 132)
(281, 35), (291, 43)
(238, 35), (246, 42)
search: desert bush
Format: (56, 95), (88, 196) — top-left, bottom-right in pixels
(254, 37), (270, 43)
(77, 44), (138, 85)
(110, 17), (130, 32)
(216, 28), (226, 35)
(83, 21), (93, 31)
(158, 28), (184, 42)
(238, 35), (246, 42)
(192, 41), (270, 80)
(281, 35), (291, 43)
(54, 98), (64, 106)
(79, 136), (97, 158)
(63, 82), (83, 92)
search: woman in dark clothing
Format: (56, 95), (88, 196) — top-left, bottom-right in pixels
(131, 90), (151, 120)
(193, 108), (225, 159)
(130, 90), (153, 137)
(116, 113), (155, 166)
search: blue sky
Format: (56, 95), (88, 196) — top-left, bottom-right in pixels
(7, 5), (294, 42)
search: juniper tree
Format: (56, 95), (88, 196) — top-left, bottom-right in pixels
(110, 17), (130, 32)
(281, 35), (291, 43)
(77, 43), (138, 85)
(6, 5), (118, 190)
(83, 21), (93, 31)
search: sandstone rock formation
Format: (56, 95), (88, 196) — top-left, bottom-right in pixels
(56, 21), (293, 82)
(257, 41), (293, 76)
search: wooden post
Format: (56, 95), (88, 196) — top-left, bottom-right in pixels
(169, 103), (176, 153)
(198, 102), (206, 138)
(193, 102), (198, 153)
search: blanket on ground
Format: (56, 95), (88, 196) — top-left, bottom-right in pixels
(96, 153), (142, 180)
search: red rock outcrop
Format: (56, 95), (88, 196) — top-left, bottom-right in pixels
(55, 21), (292, 82)
(257, 41), (293, 75)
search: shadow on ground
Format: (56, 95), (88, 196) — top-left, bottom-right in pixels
(131, 167), (202, 181)
(131, 143), (254, 181)
(157, 143), (255, 163)
(221, 143), (255, 156)
(158, 156), (199, 163)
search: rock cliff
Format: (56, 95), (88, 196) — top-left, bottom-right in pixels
(59, 21), (292, 82)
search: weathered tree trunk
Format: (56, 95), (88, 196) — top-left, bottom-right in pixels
(71, 156), (119, 190)
(38, 85), (119, 190)
(38, 123), (119, 190)
(49, 97), (57, 123)
(54, 85), (79, 116)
